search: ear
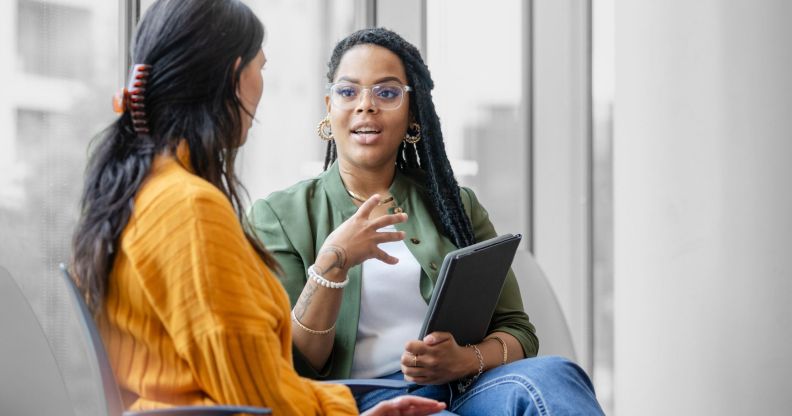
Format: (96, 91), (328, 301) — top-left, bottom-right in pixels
(325, 95), (331, 113)
(232, 57), (243, 100)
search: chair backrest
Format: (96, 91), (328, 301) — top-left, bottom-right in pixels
(0, 265), (76, 415)
(58, 263), (126, 416)
(511, 251), (577, 360)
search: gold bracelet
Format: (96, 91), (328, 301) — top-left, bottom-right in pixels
(457, 344), (484, 393)
(487, 335), (508, 366)
(291, 310), (335, 335)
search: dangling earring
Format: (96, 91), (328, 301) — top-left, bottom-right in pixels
(404, 122), (422, 144)
(317, 114), (333, 141)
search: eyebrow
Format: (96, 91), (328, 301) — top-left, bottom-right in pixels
(336, 76), (406, 84)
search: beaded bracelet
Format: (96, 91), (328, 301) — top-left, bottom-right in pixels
(307, 264), (348, 289)
(458, 344), (484, 393)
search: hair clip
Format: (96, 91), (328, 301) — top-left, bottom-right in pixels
(112, 64), (152, 134)
(112, 87), (129, 114)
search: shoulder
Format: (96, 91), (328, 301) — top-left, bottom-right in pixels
(154, 162), (230, 206)
(399, 167), (477, 203)
(452, 186), (490, 231)
(132, 160), (239, 235)
(247, 172), (336, 248)
(259, 175), (323, 211)
(249, 173), (327, 226)
(458, 186), (480, 210)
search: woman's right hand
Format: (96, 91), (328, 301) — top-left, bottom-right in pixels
(361, 396), (447, 416)
(315, 194), (407, 275)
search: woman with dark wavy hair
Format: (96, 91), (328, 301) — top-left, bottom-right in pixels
(69, 1), (445, 414)
(250, 28), (604, 415)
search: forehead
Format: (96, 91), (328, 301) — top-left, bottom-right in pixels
(334, 44), (407, 83)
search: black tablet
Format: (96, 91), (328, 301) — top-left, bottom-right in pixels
(418, 234), (522, 345)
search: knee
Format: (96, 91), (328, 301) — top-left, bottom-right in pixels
(509, 356), (596, 392)
(524, 355), (580, 372)
(509, 355), (574, 373)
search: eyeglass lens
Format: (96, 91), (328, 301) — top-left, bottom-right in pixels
(331, 83), (406, 109)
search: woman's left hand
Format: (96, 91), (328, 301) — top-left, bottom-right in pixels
(400, 332), (478, 385)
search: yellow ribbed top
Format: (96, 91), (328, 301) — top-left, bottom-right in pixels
(100, 145), (356, 415)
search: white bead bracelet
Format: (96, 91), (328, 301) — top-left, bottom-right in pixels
(307, 264), (349, 289)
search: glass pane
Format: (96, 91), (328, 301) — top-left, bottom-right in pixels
(426, 0), (529, 241)
(2, 0), (119, 282)
(139, 0), (364, 205)
(1, 0), (120, 413)
(238, 0), (360, 200)
(592, 0), (615, 413)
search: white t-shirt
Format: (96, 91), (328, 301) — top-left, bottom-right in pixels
(350, 225), (428, 379)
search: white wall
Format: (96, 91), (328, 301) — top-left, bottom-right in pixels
(614, 1), (792, 414)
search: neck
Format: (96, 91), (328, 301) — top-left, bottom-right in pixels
(337, 158), (397, 199)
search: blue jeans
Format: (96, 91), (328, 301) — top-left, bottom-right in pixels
(354, 356), (604, 416)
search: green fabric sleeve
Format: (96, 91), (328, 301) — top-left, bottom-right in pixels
(460, 187), (540, 357)
(247, 199), (335, 379)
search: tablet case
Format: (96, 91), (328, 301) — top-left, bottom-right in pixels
(418, 234), (522, 345)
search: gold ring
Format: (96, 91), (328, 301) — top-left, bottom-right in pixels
(412, 354), (418, 367)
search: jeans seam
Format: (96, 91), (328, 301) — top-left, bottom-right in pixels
(451, 375), (549, 416)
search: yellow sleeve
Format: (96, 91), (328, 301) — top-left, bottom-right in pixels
(136, 183), (357, 415)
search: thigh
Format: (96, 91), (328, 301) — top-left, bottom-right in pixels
(450, 356), (603, 416)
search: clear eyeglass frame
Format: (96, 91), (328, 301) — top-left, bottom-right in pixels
(326, 82), (413, 110)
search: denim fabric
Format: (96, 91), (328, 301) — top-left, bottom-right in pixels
(354, 356), (604, 416)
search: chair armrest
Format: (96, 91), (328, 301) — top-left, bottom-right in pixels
(330, 378), (413, 395)
(124, 405), (271, 416)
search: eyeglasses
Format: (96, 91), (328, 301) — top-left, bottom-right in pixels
(327, 82), (412, 110)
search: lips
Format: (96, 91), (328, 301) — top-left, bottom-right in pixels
(352, 127), (381, 134)
(350, 121), (384, 144)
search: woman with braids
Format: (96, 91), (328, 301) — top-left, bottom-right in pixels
(249, 28), (604, 415)
(69, 1), (445, 415)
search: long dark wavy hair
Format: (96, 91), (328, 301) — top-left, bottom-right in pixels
(323, 28), (476, 249)
(71, 0), (279, 314)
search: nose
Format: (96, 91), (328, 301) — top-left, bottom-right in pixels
(354, 88), (378, 113)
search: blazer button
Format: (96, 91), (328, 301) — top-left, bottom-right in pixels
(410, 238), (420, 244)
(429, 262), (438, 271)
(393, 207), (404, 214)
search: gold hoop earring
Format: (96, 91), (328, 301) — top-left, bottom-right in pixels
(317, 115), (333, 141)
(404, 122), (422, 144)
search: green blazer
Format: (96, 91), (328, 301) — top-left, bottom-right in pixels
(248, 161), (539, 380)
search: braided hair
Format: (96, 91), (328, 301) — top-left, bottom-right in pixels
(324, 28), (475, 248)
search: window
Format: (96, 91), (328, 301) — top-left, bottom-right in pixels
(236, 0), (363, 200)
(1, 1), (120, 412)
(17, 1), (92, 79)
(1, 0), (119, 305)
(145, 0), (367, 204)
(426, 0), (530, 243)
